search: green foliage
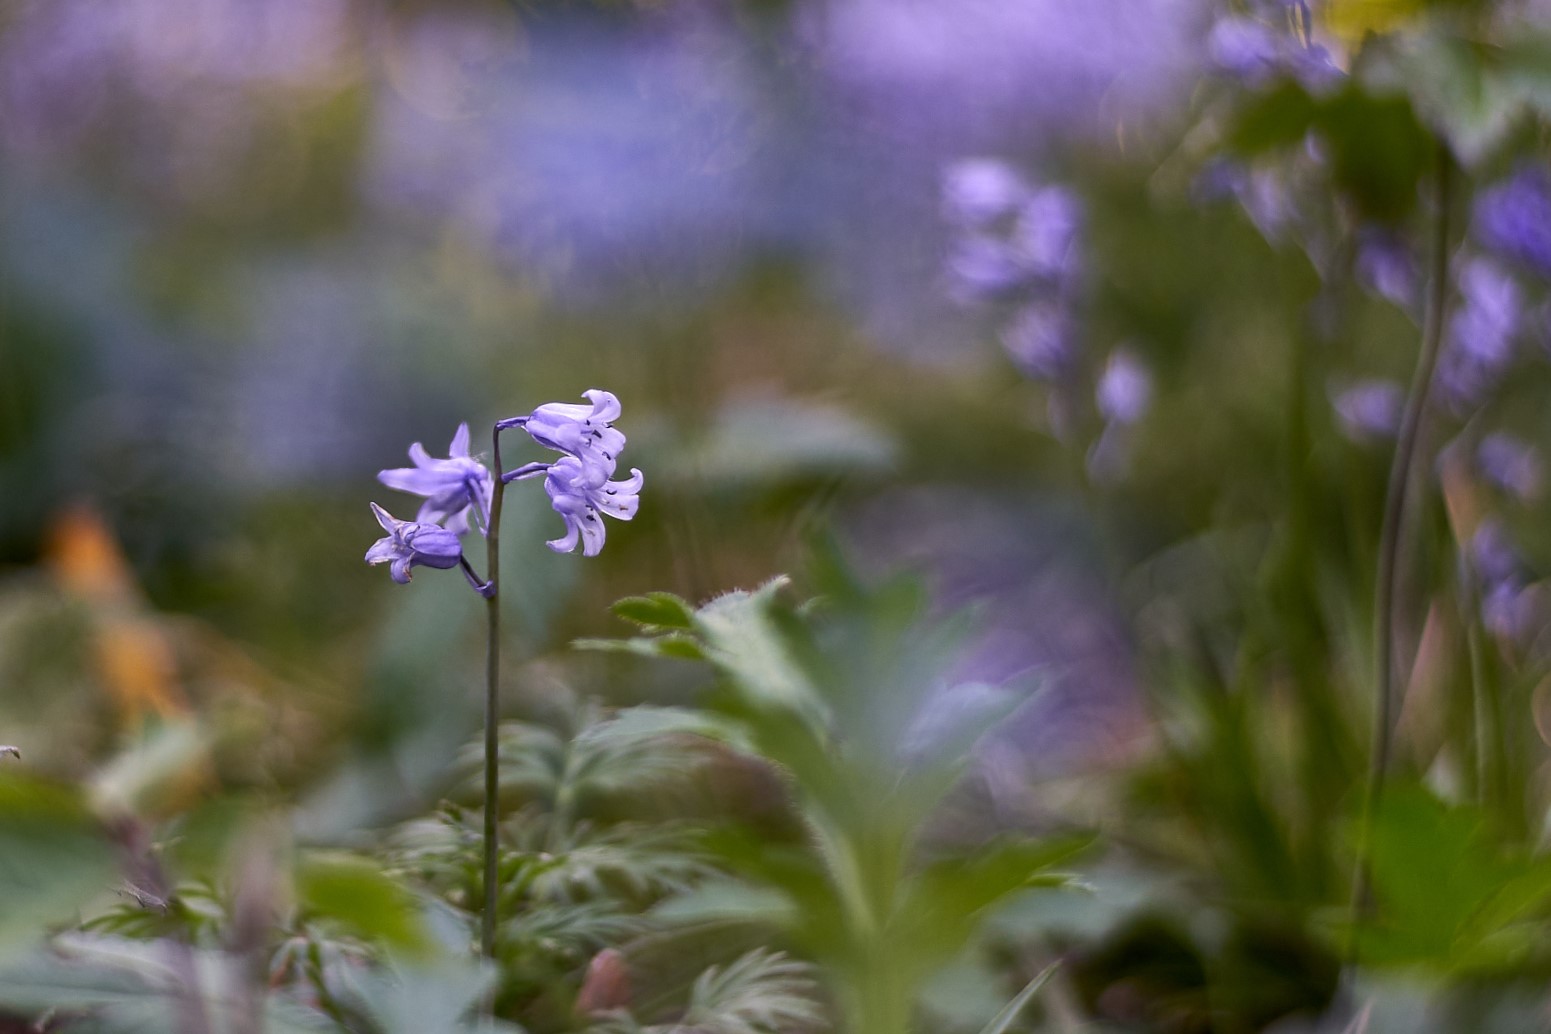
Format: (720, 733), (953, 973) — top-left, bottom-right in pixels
(593, 561), (1088, 1034)
(0, 772), (116, 959)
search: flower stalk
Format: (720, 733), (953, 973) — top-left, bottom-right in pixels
(1349, 139), (1453, 960)
(483, 424), (506, 960)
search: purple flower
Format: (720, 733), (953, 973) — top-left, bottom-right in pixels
(1208, 16), (1283, 84)
(1011, 187), (1083, 285)
(1475, 166), (1551, 279)
(500, 389), (626, 486)
(377, 423), (493, 537)
(364, 502), (464, 585)
(945, 234), (1036, 303)
(1096, 348), (1152, 426)
(539, 457), (643, 557)
(1477, 433), (1543, 501)
(942, 159), (1029, 230)
(1000, 301), (1077, 381)
(1437, 258), (1521, 412)
(1355, 229), (1418, 312)
(1470, 518), (1520, 590)
(1330, 379), (1403, 442)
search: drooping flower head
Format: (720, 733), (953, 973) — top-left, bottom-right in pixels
(377, 423), (493, 536)
(538, 456), (643, 557)
(364, 502), (463, 584)
(501, 389), (626, 486)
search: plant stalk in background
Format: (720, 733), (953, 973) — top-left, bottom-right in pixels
(1350, 141), (1453, 959)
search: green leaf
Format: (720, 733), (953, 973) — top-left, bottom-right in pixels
(295, 853), (433, 957)
(975, 962), (1060, 1034)
(0, 772), (116, 958)
(612, 593), (697, 630)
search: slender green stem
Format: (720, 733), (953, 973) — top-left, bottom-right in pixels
(483, 426), (507, 960)
(1348, 142), (1452, 960)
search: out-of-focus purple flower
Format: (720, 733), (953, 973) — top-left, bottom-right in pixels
(1437, 258), (1522, 412)
(1477, 433), (1543, 501)
(540, 456), (643, 557)
(945, 235), (1037, 303)
(942, 158), (1029, 230)
(1096, 348), (1152, 425)
(1208, 16), (1284, 84)
(1470, 518), (1520, 589)
(1482, 580), (1539, 643)
(1012, 187), (1083, 284)
(1330, 379), (1403, 442)
(1356, 229), (1418, 312)
(1475, 166), (1551, 279)
(499, 389), (627, 486)
(364, 502), (464, 585)
(377, 423), (494, 537)
(1000, 302), (1077, 381)
(1196, 159), (1295, 246)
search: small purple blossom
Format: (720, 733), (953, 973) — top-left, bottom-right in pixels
(364, 502), (464, 585)
(1475, 166), (1551, 280)
(1437, 258), (1522, 412)
(945, 235), (1037, 303)
(500, 389), (626, 486)
(942, 158), (1030, 230)
(1095, 348), (1152, 426)
(1330, 379), (1403, 442)
(1470, 518), (1520, 590)
(1208, 16), (1283, 84)
(538, 457), (643, 557)
(1477, 434), (1543, 501)
(1012, 187), (1083, 285)
(1355, 229), (1418, 312)
(377, 423), (494, 537)
(1000, 301), (1078, 381)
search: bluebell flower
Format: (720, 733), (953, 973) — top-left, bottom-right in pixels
(1096, 348), (1152, 426)
(942, 158), (1029, 230)
(1330, 379), (1403, 442)
(1437, 258), (1521, 412)
(1475, 166), (1551, 280)
(364, 502), (464, 584)
(537, 456), (644, 557)
(1000, 302), (1077, 381)
(377, 423), (493, 536)
(499, 390), (626, 486)
(1355, 229), (1418, 312)
(1208, 16), (1283, 85)
(1477, 434), (1543, 501)
(1012, 187), (1083, 285)
(945, 234), (1036, 303)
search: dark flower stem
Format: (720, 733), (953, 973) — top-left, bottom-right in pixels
(483, 425), (507, 960)
(1349, 140), (1452, 960)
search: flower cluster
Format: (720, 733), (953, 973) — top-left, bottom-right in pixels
(498, 390), (644, 558)
(365, 390), (641, 591)
(941, 158), (1084, 381)
(941, 156), (1152, 473)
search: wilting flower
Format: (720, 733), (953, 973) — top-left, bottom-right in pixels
(539, 457), (644, 557)
(364, 502), (464, 584)
(1475, 166), (1551, 280)
(1330, 379), (1403, 442)
(377, 423), (493, 536)
(500, 389), (626, 486)
(1096, 348), (1152, 426)
(1437, 258), (1521, 412)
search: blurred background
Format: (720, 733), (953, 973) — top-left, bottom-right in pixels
(13, 1), (1551, 1030)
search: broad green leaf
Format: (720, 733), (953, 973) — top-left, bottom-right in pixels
(295, 853), (432, 956)
(612, 593), (697, 630)
(0, 772), (116, 957)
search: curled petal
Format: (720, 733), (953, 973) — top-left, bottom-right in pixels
(449, 422), (471, 458)
(389, 557), (413, 583)
(582, 389), (622, 423)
